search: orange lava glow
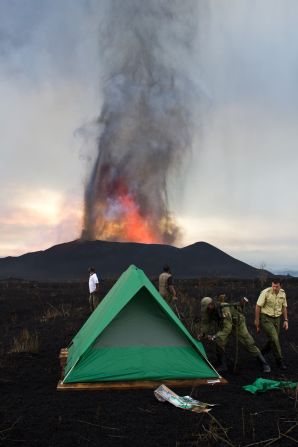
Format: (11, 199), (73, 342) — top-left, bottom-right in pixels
(94, 192), (161, 244)
(118, 194), (158, 243)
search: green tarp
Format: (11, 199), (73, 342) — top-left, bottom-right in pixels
(243, 378), (297, 394)
(63, 265), (219, 383)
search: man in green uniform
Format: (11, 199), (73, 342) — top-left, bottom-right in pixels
(255, 278), (288, 369)
(200, 296), (271, 373)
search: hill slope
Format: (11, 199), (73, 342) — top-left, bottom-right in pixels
(0, 240), (264, 280)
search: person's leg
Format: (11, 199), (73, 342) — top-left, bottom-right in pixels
(260, 315), (285, 368)
(93, 294), (100, 309)
(260, 315), (282, 359)
(89, 293), (99, 311)
(88, 294), (94, 311)
(238, 321), (260, 356)
(238, 321), (271, 372)
(215, 319), (233, 372)
(215, 345), (228, 372)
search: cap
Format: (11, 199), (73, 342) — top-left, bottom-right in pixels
(201, 296), (213, 311)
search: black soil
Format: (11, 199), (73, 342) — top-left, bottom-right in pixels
(0, 278), (297, 446)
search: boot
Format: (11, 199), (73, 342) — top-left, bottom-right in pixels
(276, 358), (287, 370)
(256, 353), (271, 373)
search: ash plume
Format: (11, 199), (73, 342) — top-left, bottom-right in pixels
(82, 0), (199, 244)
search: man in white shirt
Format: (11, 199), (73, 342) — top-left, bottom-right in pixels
(88, 266), (99, 311)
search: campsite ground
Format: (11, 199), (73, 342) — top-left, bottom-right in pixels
(0, 277), (297, 446)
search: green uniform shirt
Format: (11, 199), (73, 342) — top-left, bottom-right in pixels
(200, 302), (231, 335)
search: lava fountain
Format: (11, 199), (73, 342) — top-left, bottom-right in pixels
(82, 1), (198, 244)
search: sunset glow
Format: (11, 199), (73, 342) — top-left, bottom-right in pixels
(0, 188), (82, 257)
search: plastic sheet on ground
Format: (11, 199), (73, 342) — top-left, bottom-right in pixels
(243, 378), (298, 394)
(154, 384), (217, 413)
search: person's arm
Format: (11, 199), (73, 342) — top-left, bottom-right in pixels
(255, 290), (266, 332)
(169, 285), (177, 300)
(282, 305), (288, 330)
(255, 305), (261, 333)
(167, 275), (177, 300)
(94, 274), (99, 292)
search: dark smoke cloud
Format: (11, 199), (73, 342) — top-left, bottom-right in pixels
(82, 0), (199, 244)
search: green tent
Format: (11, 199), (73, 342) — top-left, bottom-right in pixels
(62, 265), (220, 384)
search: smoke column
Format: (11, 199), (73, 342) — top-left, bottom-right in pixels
(82, 0), (198, 244)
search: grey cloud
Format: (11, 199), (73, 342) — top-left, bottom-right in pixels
(0, 0), (99, 81)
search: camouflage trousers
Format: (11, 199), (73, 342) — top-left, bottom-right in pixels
(260, 314), (282, 359)
(216, 317), (260, 357)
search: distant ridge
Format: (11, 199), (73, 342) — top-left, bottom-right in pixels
(0, 240), (266, 280)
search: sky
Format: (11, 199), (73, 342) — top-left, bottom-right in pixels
(1, 0), (298, 274)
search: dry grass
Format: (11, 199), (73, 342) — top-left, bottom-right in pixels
(177, 413), (235, 447)
(0, 417), (21, 444)
(40, 302), (71, 322)
(10, 328), (39, 354)
(172, 292), (200, 338)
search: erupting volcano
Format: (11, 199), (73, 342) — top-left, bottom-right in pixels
(84, 164), (166, 244)
(82, 1), (198, 244)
